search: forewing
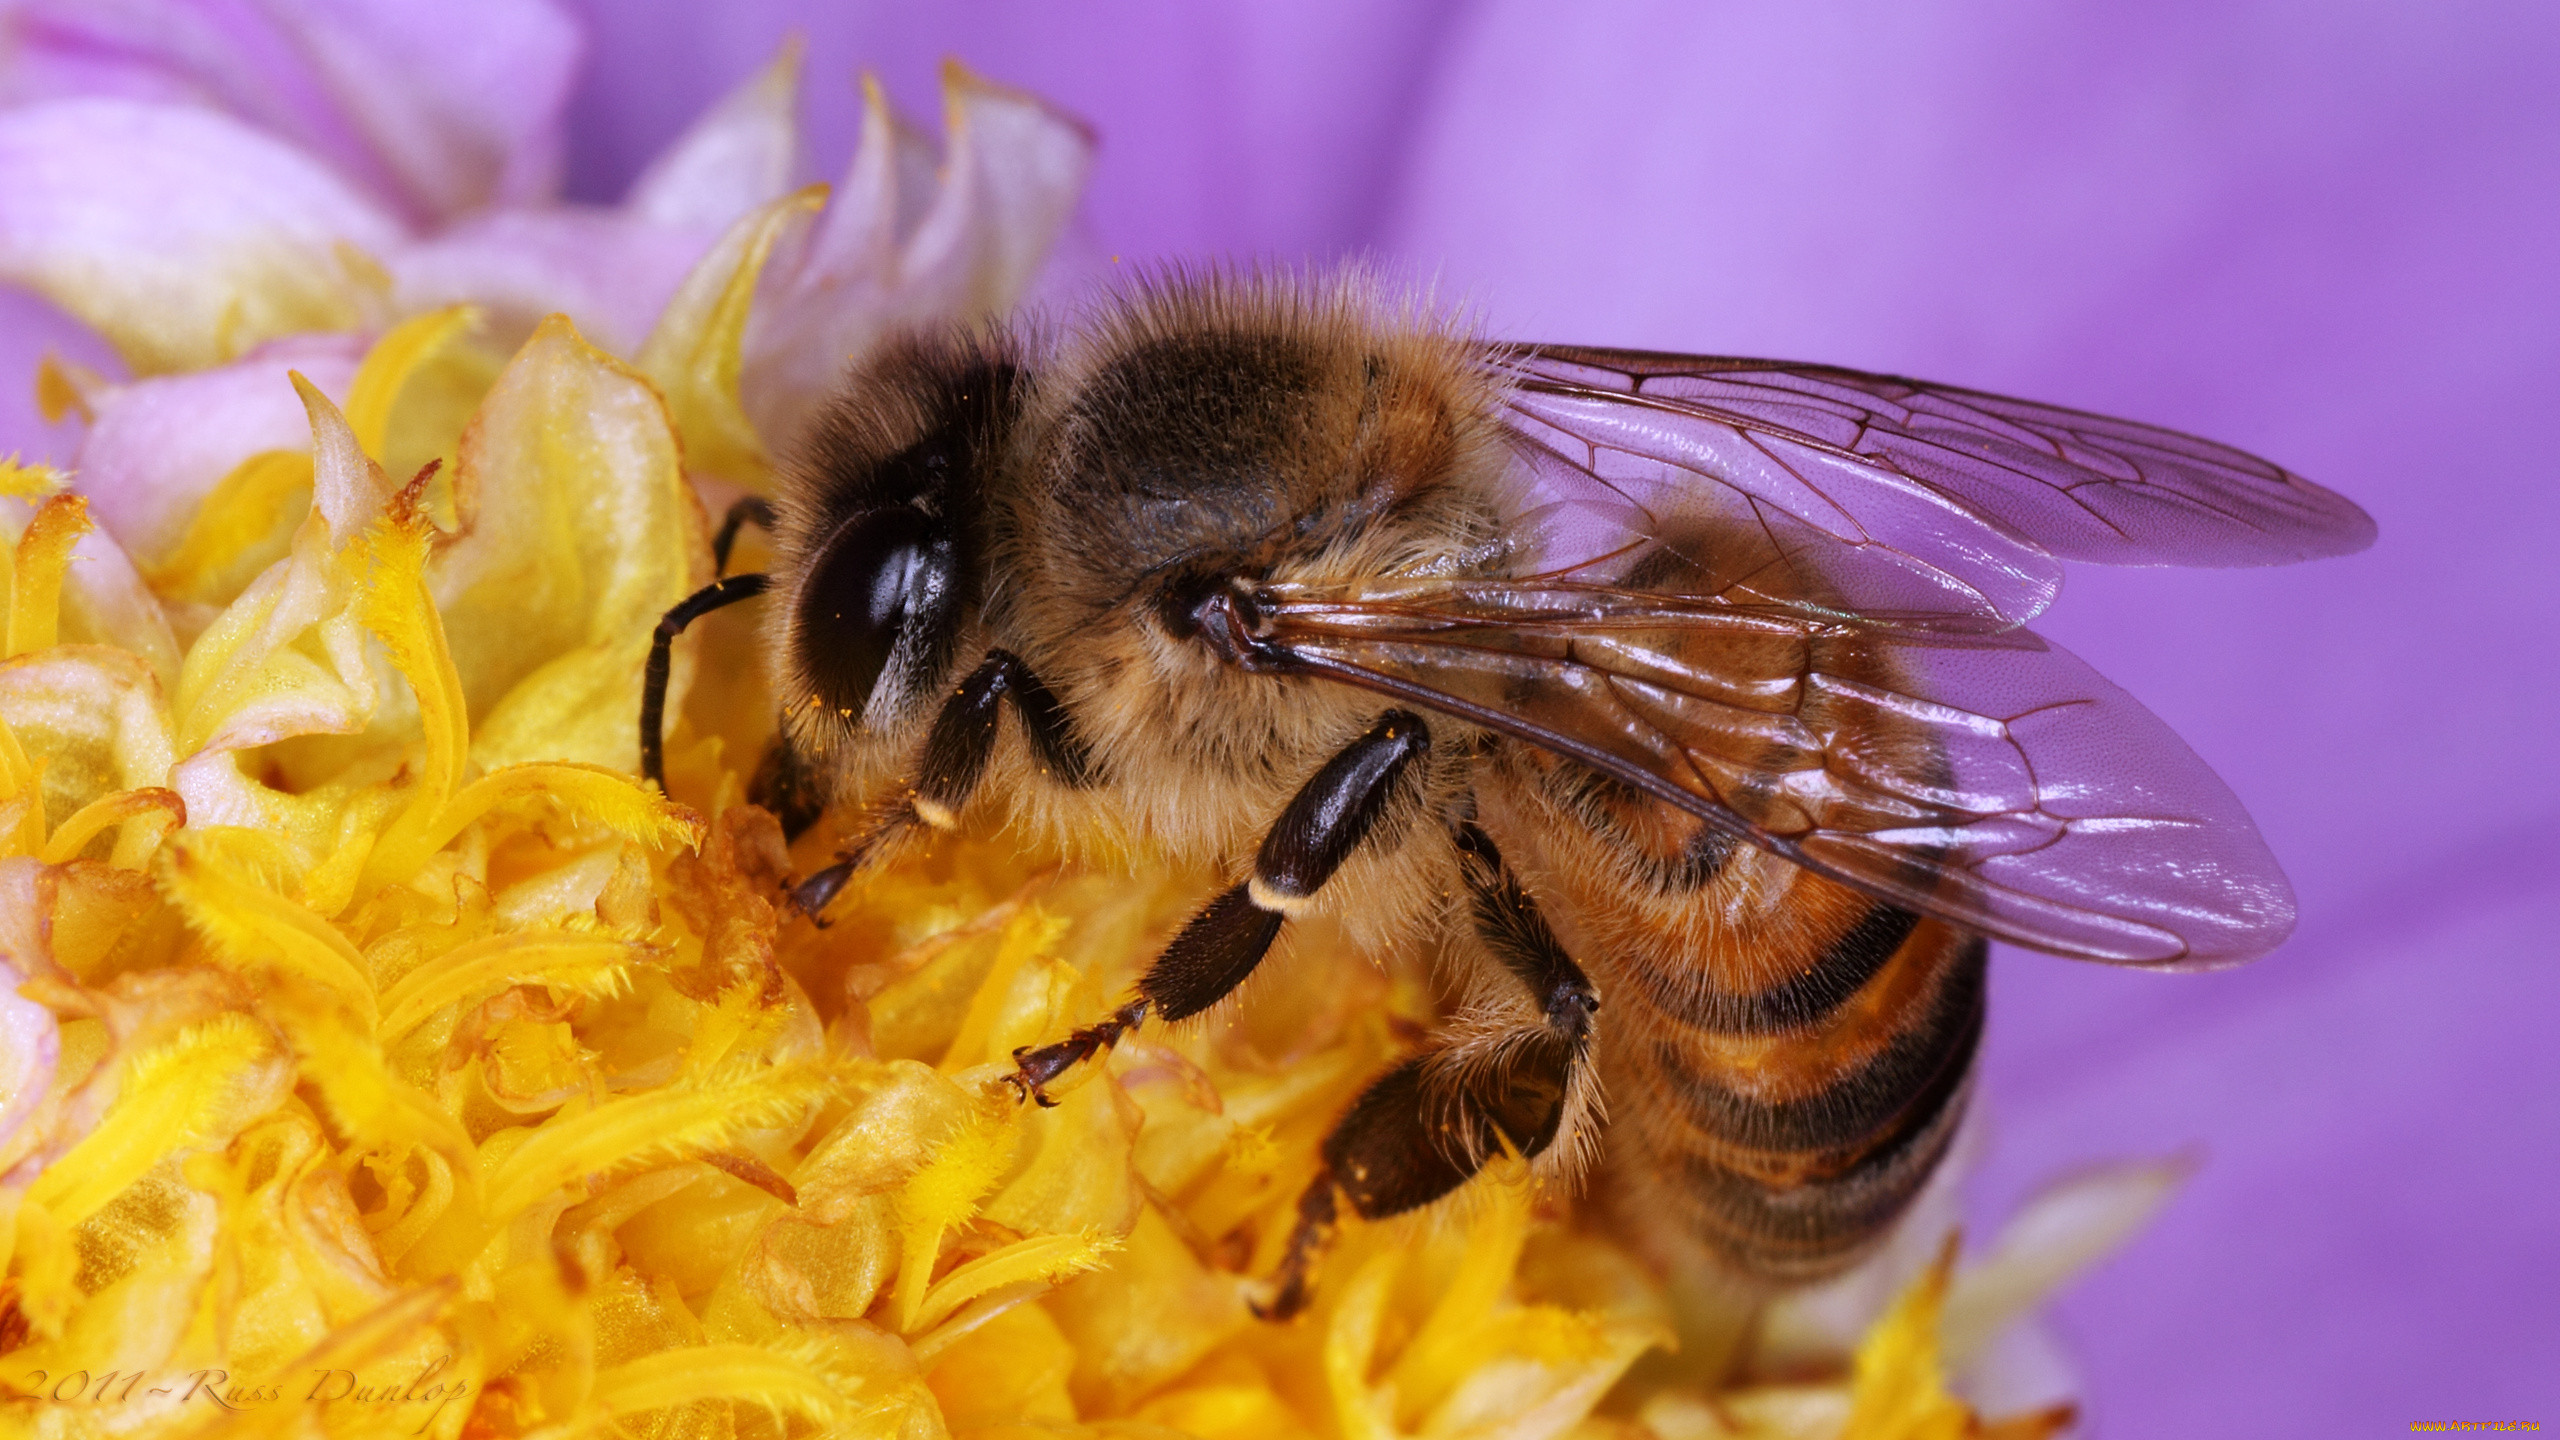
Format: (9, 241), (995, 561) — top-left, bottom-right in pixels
(1258, 581), (2295, 967)
(1496, 347), (2375, 620)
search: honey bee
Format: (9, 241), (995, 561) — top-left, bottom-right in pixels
(638, 270), (2373, 1314)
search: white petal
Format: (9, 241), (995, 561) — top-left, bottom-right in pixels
(623, 43), (802, 233)
(0, 99), (403, 374)
(1939, 1157), (2189, 1372)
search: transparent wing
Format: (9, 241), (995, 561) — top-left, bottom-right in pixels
(1493, 346), (2376, 630)
(1250, 579), (2296, 967)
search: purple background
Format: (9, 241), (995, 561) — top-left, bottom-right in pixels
(8, 2), (2550, 1432)
(561, 6), (2560, 1431)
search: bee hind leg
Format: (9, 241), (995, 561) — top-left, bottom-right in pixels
(1258, 820), (1598, 1320)
(1003, 710), (1434, 1105)
(1258, 1023), (1590, 1320)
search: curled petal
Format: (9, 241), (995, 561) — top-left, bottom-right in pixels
(743, 61), (1091, 445)
(169, 379), (388, 764)
(39, 785), (184, 868)
(897, 62), (1095, 324)
(432, 314), (702, 772)
(3, 492), (89, 656)
(623, 41), (803, 233)
(69, 334), (362, 570)
(637, 185), (826, 488)
(0, 99), (402, 374)
(0, 643), (179, 829)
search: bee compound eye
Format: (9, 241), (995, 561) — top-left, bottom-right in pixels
(793, 507), (955, 721)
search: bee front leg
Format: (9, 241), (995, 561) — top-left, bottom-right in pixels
(1259, 822), (1599, 1320)
(1003, 710), (1434, 1106)
(789, 648), (1093, 917)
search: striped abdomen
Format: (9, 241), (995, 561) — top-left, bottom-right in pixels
(1478, 753), (1988, 1279)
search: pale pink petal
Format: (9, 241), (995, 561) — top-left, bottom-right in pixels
(0, 0), (581, 226)
(389, 206), (713, 357)
(0, 283), (118, 465)
(742, 64), (1091, 445)
(1939, 1158), (2188, 1372)
(622, 42), (800, 233)
(71, 334), (363, 565)
(0, 99), (401, 374)
(0, 957), (56, 1168)
(894, 63), (1093, 322)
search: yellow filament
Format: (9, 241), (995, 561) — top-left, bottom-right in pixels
(483, 1065), (837, 1223)
(141, 449), (313, 601)
(39, 785), (184, 867)
(24, 1014), (271, 1229)
(890, 1111), (1019, 1333)
(910, 1231), (1118, 1335)
(160, 832), (380, 1026)
(344, 306), (478, 460)
(377, 930), (639, 1040)
(7, 492), (91, 656)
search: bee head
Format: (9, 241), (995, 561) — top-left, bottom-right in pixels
(777, 334), (1022, 735)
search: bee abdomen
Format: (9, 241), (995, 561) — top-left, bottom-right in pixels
(1613, 910), (1988, 1280)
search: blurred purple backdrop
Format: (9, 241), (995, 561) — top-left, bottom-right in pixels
(11, 0), (2554, 1431)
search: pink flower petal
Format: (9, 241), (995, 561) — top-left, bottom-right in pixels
(71, 335), (363, 566)
(0, 284), (118, 466)
(0, 956), (57, 1169)
(0, 0), (582, 226)
(742, 63), (1091, 444)
(390, 206), (715, 357)
(622, 41), (801, 232)
(894, 63), (1093, 323)
(0, 99), (401, 374)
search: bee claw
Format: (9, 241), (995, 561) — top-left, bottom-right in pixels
(1000, 1000), (1150, 1110)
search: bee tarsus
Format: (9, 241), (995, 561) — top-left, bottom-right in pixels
(1004, 998), (1150, 1107)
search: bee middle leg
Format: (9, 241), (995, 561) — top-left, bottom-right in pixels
(1002, 710), (1434, 1105)
(1259, 821), (1598, 1319)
